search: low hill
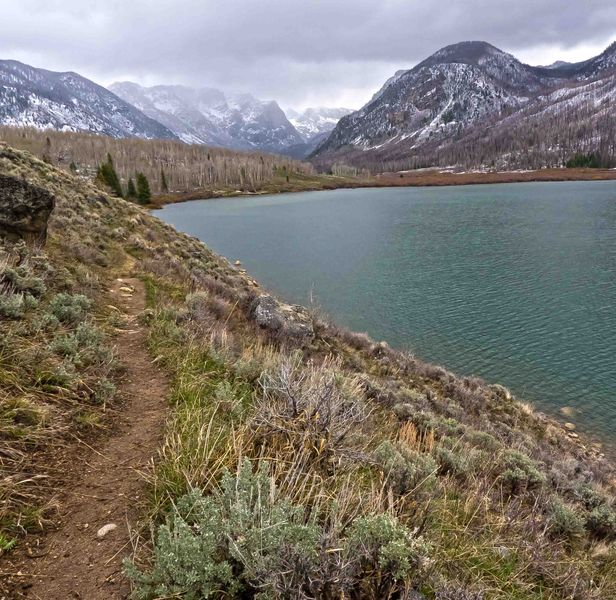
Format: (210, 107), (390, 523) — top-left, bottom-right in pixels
(0, 145), (615, 598)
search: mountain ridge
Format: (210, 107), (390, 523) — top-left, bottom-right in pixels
(312, 40), (616, 170)
(0, 59), (177, 140)
(109, 82), (305, 153)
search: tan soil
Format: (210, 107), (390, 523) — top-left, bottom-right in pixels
(4, 278), (168, 600)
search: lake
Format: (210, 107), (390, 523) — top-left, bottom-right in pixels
(156, 182), (616, 440)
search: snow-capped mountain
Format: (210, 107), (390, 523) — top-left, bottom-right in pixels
(312, 40), (616, 169)
(286, 107), (352, 141)
(0, 60), (176, 140)
(282, 106), (352, 158)
(109, 82), (303, 153)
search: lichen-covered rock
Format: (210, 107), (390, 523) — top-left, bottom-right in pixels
(0, 174), (55, 243)
(250, 294), (314, 345)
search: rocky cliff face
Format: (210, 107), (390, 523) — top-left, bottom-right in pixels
(0, 60), (177, 140)
(313, 41), (616, 169)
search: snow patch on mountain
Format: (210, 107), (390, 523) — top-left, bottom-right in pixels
(287, 107), (352, 140)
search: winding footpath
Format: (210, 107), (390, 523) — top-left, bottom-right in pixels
(8, 278), (168, 599)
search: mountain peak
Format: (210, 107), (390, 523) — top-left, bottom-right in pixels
(602, 40), (616, 56)
(595, 40), (616, 68)
(313, 38), (616, 171)
(428, 40), (510, 64)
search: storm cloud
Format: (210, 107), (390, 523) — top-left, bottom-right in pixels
(2, 0), (615, 109)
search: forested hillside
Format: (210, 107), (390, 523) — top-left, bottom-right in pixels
(0, 126), (315, 194)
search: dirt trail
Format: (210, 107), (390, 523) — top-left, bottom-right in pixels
(14, 278), (168, 600)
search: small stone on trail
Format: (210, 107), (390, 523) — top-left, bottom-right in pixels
(96, 523), (117, 539)
(119, 286), (134, 294)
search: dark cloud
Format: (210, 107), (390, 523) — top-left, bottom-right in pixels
(2, 1), (615, 108)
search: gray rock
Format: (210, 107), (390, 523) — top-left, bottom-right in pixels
(0, 174), (55, 243)
(250, 294), (314, 345)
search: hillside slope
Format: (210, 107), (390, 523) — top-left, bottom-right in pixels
(313, 41), (616, 171)
(1, 145), (615, 598)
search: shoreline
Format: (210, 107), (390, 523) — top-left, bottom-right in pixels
(150, 211), (613, 461)
(150, 167), (616, 207)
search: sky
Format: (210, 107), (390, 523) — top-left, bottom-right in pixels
(1, 0), (615, 111)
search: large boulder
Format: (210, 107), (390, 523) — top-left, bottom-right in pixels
(0, 174), (55, 243)
(250, 294), (314, 345)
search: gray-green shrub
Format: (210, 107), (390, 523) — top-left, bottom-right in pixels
(1, 266), (46, 297)
(548, 498), (585, 538)
(374, 440), (437, 496)
(51, 322), (111, 367)
(0, 294), (26, 319)
(49, 293), (91, 325)
(499, 449), (546, 494)
(586, 504), (616, 539)
(126, 459), (429, 599)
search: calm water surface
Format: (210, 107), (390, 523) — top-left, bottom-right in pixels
(157, 182), (616, 440)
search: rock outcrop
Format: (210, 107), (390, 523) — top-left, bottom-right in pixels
(0, 174), (55, 243)
(250, 294), (314, 345)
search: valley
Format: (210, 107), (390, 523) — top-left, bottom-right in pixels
(2, 14), (616, 598)
(3, 40), (616, 174)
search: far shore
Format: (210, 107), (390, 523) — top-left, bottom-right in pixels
(150, 167), (616, 207)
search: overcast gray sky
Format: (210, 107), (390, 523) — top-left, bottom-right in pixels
(2, 1), (615, 110)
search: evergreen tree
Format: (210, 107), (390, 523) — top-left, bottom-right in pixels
(69, 161), (77, 174)
(136, 172), (151, 204)
(565, 152), (601, 168)
(160, 167), (168, 192)
(96, 153), (124, 197)
(126, 177), (137, 199)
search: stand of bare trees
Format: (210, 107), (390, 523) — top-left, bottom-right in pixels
(0, 127), (315, 192)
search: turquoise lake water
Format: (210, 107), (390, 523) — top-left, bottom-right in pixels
(157, 182), (616, 440)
